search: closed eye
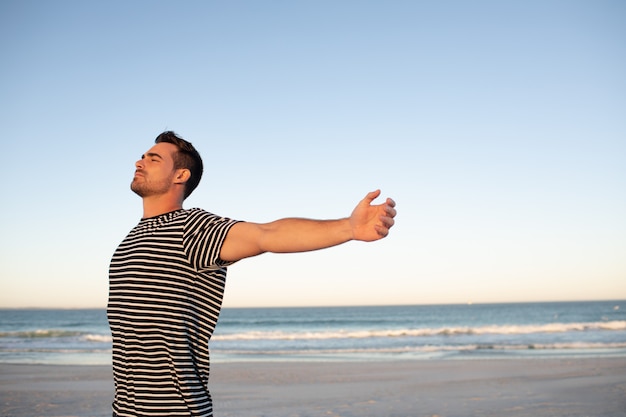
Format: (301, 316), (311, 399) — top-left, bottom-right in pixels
(142, 152), (163, 162)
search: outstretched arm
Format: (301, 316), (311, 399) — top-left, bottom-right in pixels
(219, 190), (396, 262)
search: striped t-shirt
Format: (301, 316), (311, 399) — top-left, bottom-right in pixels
(107, 208), (240, 417)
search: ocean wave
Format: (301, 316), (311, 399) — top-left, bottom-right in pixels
(0, 329), (112, 343)
(0, 329), (83, 338)
(82, 334), (113, 343)
(213, 320), (626, 341)
(215, 341), (626, 356)
(1, 347), (112, 354)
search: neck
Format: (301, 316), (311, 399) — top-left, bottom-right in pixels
(141, 195), (184, 219)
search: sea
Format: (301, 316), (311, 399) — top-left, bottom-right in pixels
(1, 301), (625, 365)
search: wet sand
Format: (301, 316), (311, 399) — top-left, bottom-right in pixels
(1, 357), (625, 416)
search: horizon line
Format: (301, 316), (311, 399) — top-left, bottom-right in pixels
(1, 298), (625, 310)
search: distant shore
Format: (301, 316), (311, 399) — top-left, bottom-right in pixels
(1, 358), (625, 417)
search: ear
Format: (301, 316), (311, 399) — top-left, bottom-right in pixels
(173, 168), (191, 185)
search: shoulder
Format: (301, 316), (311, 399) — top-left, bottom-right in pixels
(184, 208), (240, 232)
(185, 207), (215, 220)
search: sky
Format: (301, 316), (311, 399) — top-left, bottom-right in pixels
(0, 0), (624, 309)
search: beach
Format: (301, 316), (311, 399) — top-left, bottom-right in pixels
(1, 358), (625, 417)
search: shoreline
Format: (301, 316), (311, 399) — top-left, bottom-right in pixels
(1, 357), (625, 416)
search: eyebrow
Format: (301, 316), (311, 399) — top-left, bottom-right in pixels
(143, 152), (164, 160)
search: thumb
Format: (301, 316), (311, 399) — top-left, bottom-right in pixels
(362, 189), (381, 205)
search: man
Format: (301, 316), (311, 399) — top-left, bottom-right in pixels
(108, 131), (397, 416)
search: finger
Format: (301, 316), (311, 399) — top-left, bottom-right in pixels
(385, 197), (396, 208)
(374, 225), (389, 238)
(363, 189), (381, 204)
(379, 215), (395, 229)
(384, 204), (397, 218)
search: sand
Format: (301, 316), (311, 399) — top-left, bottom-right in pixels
(1, 358), (625, 417)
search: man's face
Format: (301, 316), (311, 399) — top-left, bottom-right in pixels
(131, 142), (179, 198)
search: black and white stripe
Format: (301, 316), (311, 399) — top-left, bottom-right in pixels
(108, 208), (239, 416)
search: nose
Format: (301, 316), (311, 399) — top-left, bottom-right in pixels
(135, 158), (144, 169)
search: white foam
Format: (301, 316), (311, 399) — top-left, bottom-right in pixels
(82, 334), (113, 343)
(213, 320), (626, 341)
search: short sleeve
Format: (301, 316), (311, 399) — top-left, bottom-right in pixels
(183, 209), (240, 271)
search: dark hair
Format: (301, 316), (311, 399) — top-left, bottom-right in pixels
(155, 131), (203, 199)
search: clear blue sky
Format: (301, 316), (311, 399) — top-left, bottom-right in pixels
(1, 0), (624, 308)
